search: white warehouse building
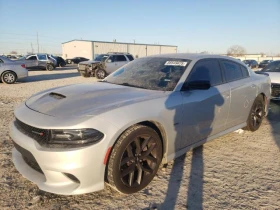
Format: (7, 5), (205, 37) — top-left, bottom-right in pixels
(62, 40), (177, 60)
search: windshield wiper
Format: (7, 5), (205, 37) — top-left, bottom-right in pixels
(119, 83), (146, 89)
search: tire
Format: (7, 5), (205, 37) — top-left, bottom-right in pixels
(46, 64), (54, 71)
(96, 69), (106, 79)
(1, 71), (17, 84)
(245, 95), (265, 132)
(107, 125), (163, 194)
(59, 63), (65, 67)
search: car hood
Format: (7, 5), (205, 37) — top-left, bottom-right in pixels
(25, 83), (165, 117)
(265, 72), (280, 84)
(79, 60), (101, 65)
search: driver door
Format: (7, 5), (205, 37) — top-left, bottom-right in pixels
(180, 59), (230, 149)
(105, 55), (118, 73)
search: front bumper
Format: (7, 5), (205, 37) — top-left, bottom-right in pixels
(9, 105), (120, 195)
(10, 122), (106, 195)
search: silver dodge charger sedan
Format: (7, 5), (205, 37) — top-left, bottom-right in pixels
(10, 54), (271, 195)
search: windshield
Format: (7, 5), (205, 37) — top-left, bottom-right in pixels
(94, 54), (109, 62)
(104, 57), (190, 91)
(262, 62), (280, 72)
(243, 60), (250, 64)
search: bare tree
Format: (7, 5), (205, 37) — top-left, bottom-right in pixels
(227, 45), (246, 57)
(260, 52), (265, 57)
(10, 51), (17, 55)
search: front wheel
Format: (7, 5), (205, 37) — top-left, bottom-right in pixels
(245, 95), (265, 131)
(107, 125), (163, 194)
(96, 69), (106, 79)
(1, 71), (16, 84)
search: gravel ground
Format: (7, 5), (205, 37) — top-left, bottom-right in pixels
(0, 67), (279, 210)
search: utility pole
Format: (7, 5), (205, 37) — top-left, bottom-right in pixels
(31, 43), (34, 53)
(37, 32), (39, 53)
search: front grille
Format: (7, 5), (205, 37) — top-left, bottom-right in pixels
(271, 83), (280, 97)
(14, 118), (50, 144)
(78, 64), (87, 70)
(13, 141), (44, 174)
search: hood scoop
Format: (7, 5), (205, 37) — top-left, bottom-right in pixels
(49, 92), (66, 99)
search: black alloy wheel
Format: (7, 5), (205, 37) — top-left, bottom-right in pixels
(245, 95), (265, 131)
(107, 125), (162, 194)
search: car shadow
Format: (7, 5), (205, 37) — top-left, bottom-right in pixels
(18, 72), (80, 83)
(266, 100), (280, 148)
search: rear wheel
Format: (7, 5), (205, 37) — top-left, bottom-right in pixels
(46, 64), (54, 71)
(1, 71), (16, 84)
(107, 125), (163, 194)
(245, 95), (265, 131)
(96, 69), (106, 79)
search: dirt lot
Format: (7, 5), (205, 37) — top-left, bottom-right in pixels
(0, 67), (279, 209)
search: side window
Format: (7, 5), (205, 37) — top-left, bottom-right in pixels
(26, 56), (37, 60)
(240, 65), (249, 77)
(38, 54), (47, 60)
(126, 55), (134, 61)
(222, 60), (243, 82)
(108, 55), (116, 62)
(115, 55), (127, 62)
(188, 59), (223, 86)
(0, 59), (3, 63)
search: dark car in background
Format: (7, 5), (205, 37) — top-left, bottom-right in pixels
(54, 56), (66, 67)
(65, 57), (89, 64)
(243, 60), (258, 69)
(258, 60), (273, 69)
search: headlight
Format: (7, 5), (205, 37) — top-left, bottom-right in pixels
(49, 129), (104, 146)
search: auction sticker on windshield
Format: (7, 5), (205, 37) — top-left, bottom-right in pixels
(164, 61), (188, 66)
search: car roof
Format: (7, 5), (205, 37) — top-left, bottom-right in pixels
(146, 53), (241, 62)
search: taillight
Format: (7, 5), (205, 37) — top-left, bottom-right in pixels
(21, 64), (26, 68)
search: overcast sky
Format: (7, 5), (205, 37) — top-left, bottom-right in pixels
(0, 0), (279, 55)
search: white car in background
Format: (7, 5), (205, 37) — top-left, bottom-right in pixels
(259, 60), (280, 100)
(0, 56), (28, 84)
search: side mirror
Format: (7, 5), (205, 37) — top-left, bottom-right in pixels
(182, 80), (211, 90)
(107, 59), (112, 63)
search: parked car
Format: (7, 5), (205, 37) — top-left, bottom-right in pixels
(53, 56), (66, 67)
(259, 60), (280, 100)
(10, 54), (270, 195)
(258, 60), (273, 69)
(65, 57), (89, 64)
(77, 53), (134, 79)
(243, 60), (258, 69)
(19, 54), (57, 71)
(0, 56), (28, 84)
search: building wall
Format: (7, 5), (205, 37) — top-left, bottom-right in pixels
(62, 41), (92, 59)
(93, 42), (128, 57)
(62, 40), (177, 59)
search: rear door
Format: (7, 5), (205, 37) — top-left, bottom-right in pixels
(180, 59), (231, 149)
(37, 54), (48, 68)
(114, 55), (129, 70)
(220, 59), (256, 128)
